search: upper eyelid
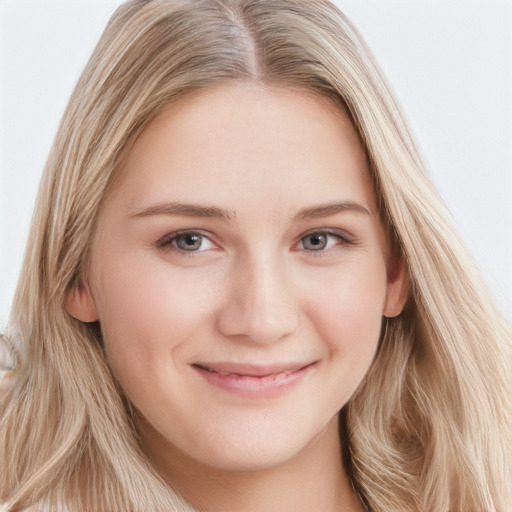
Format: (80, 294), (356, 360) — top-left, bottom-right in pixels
(156, 229), (218, 248)
(154, 227), (357, 249)
(294, 231), (359, 258)
(297, 228), (356, 244)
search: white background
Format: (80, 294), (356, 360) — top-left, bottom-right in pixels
(0, 0), (511, 329)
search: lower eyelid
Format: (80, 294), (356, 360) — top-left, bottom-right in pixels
(155, 230), (355, 253)
(156, 231), (213, 250)
(299, 231), (355, 249)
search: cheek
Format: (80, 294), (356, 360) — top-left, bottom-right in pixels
(91, 253), (220, 377)
(302, 258), (387, 364)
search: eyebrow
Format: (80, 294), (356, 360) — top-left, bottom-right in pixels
(295, 201), (372, 220)
(130, 200), (371, 222)
(130, 202), (235, 220)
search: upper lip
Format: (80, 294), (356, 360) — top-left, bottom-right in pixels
(192, 361), (315, 377)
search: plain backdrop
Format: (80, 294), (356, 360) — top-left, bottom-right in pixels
(0, 0), (511, 329)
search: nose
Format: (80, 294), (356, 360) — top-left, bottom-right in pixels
(217, 255), (299, 345)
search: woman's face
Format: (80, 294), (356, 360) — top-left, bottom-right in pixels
(67, 84), (407, 473)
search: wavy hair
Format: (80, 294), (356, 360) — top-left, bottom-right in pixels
(1, 1), (510, 510)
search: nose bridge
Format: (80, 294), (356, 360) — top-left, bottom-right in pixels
(217, 249), (299, 344)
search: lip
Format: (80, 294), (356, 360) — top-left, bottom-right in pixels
(192, 361), (316, 399)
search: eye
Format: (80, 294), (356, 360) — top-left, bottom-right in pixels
(299, 231), (351, 251)
(157, 231), (216, 252)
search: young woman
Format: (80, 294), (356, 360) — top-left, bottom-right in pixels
(1, 1), (510, 511)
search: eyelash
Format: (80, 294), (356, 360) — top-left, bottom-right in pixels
(156, 230), (216, 254)
(297, 230), (355, 253)
(155, 229), (356, 255)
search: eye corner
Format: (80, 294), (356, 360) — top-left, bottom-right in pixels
(155, 230), (219, 254)
(296, 229), (357, 253)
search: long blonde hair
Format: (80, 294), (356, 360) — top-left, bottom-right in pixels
(1, 1), (510, 510)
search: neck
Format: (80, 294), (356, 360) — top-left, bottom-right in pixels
(139, 415), (363, 512)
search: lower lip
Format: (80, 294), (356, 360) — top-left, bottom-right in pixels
(193, 364), (314, 399)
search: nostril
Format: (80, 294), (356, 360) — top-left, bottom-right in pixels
(217, 298), (299, 344)
(216, 261), (299, 343)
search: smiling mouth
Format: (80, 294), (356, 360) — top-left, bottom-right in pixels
(191, 362), (315, 398)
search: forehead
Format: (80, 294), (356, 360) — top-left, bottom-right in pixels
(110, 83), (376, 216)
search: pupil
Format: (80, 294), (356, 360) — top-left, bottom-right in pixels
(177, 234), (202, 250)
(306, 233), (327, 250)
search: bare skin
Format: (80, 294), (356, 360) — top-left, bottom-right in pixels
(138, 414), (362, 512)
(68, 83), (407, 512)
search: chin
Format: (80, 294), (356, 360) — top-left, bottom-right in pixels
(195, 441), (306, 473)
(179, 416), (336, 475)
